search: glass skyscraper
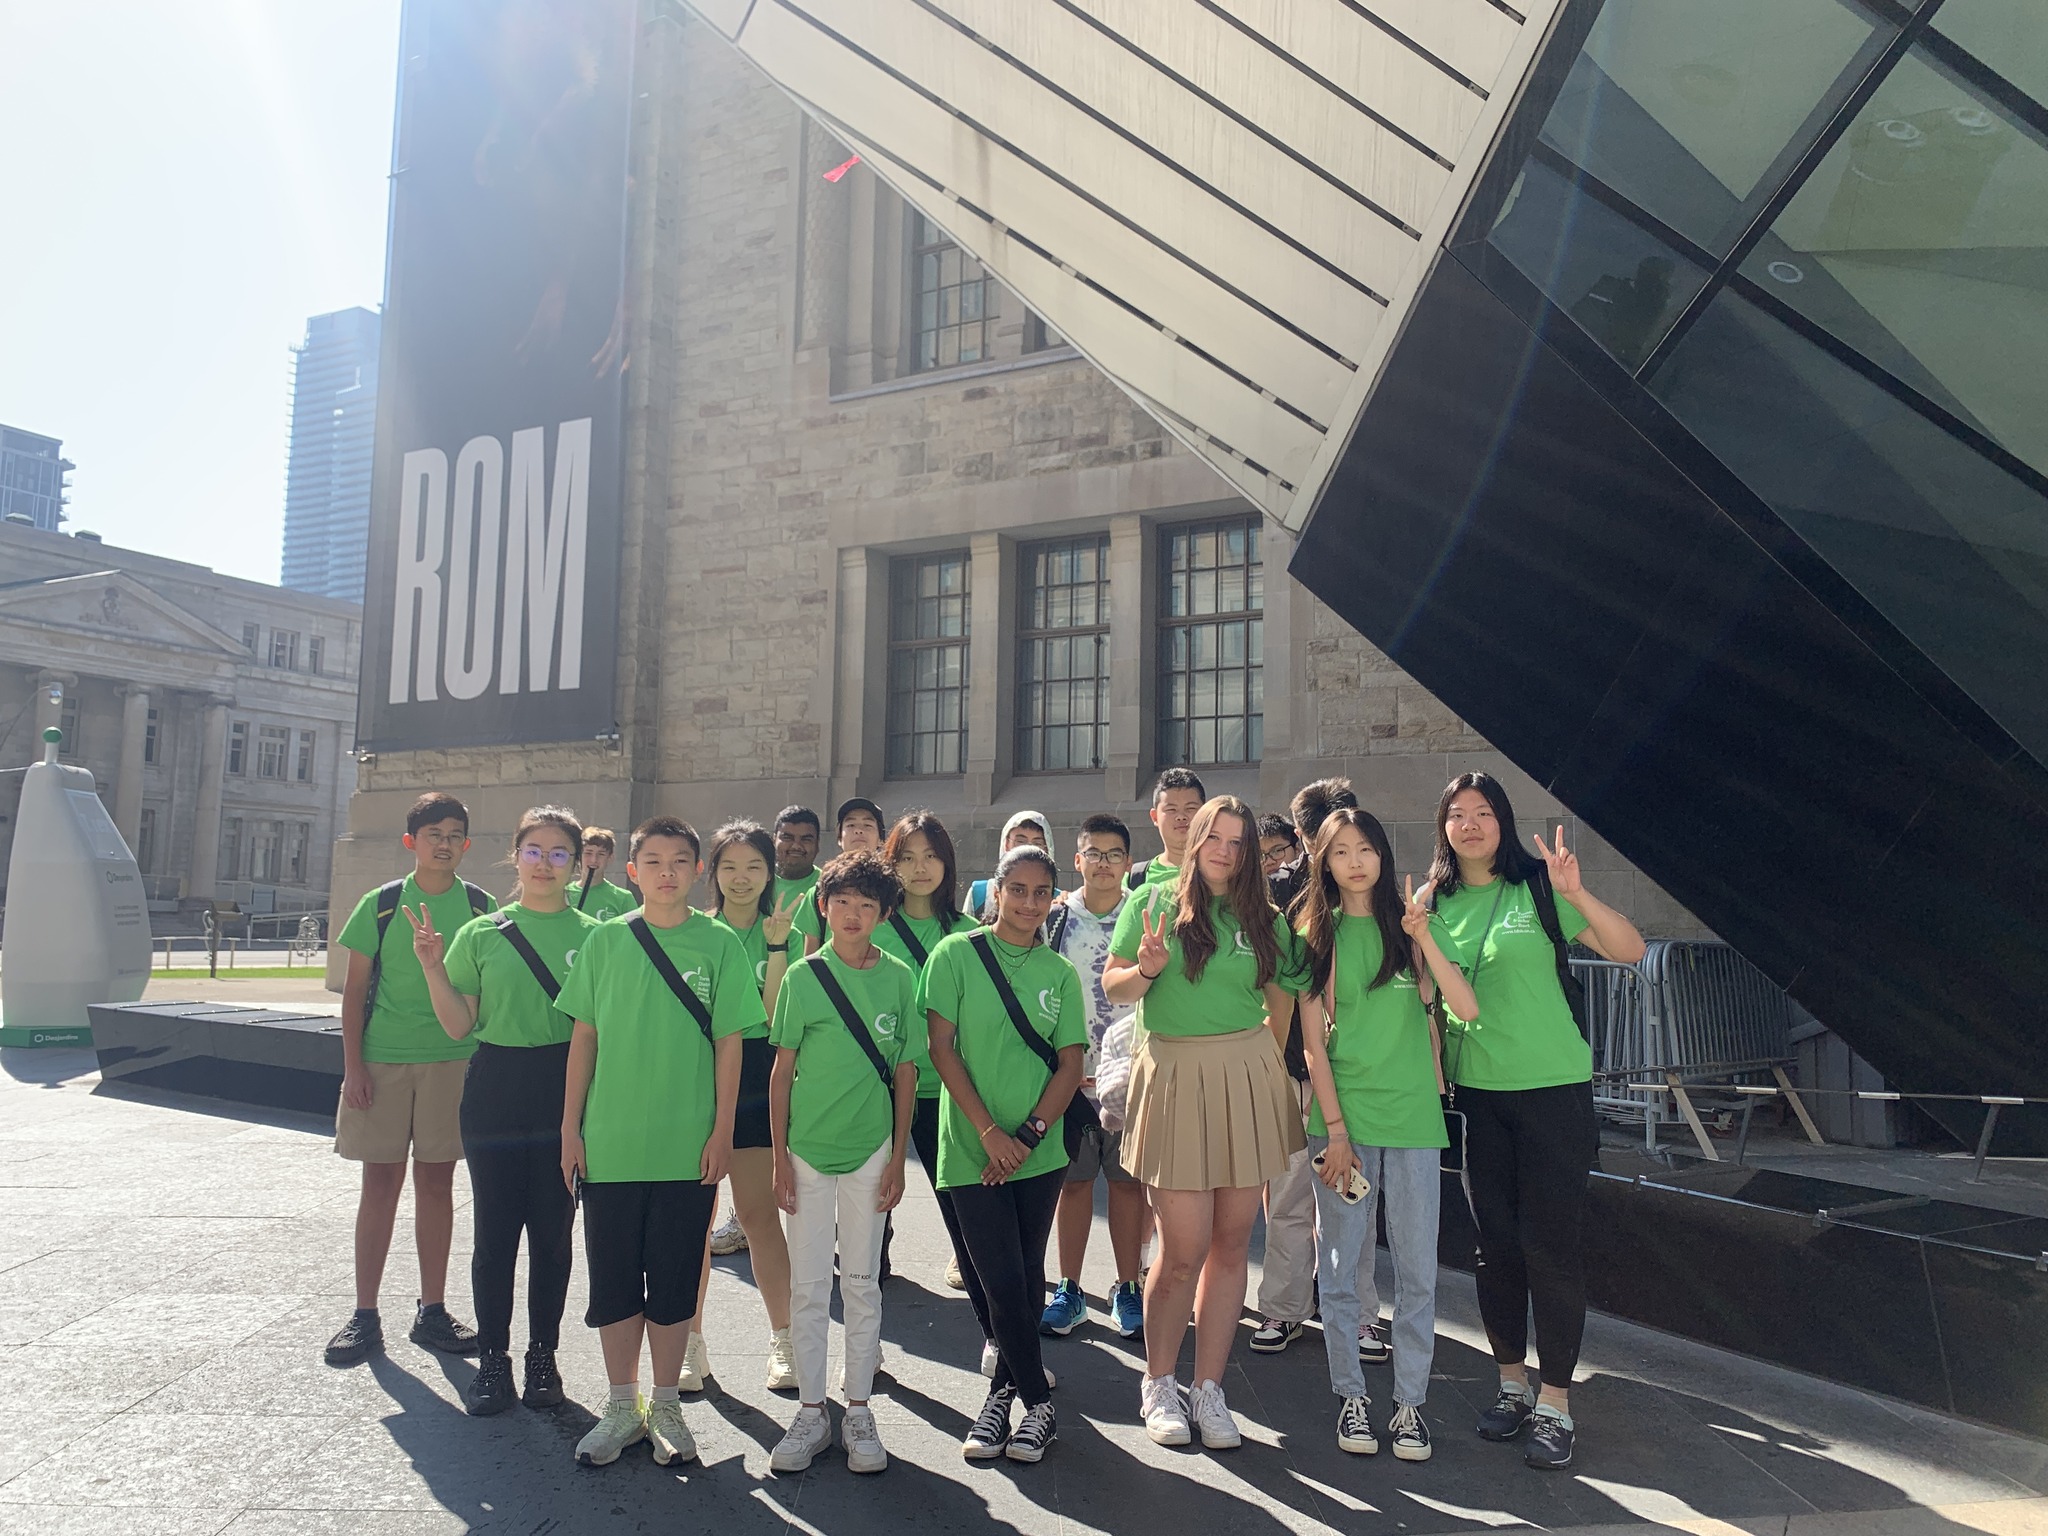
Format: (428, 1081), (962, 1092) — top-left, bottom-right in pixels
(279, 307), (380, 601)
(0, 425), (71, 531)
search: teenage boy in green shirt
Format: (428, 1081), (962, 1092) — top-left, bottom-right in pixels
(1127, 767), (1206, 890)
(766, 850), (920, 1476)
(324, 792), (493, 1369)
(566, 827), (638, 920)
(557, 817), (764, 1469)
(789, 797), (887, 957)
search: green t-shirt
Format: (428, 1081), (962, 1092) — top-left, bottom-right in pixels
(1129, 858), (1180, 891)
(702, 907), (778, 1034)
(1109, 886), (1307, 1038)
(769, 947), (921, 1175)
(879, 909), (979, 1097)
(443, 904), (600, 1049)
(1430, 878), (1591, 1092)
(337, 874), (498, 1063)
(1308, 914), (1447, 1148)
(924, 931), (1087, 1189)
(566, 878), (638, 921)
(554, 912), (767, 1182)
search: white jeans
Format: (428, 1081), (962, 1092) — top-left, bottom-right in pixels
(786, 1143), (889, 1404)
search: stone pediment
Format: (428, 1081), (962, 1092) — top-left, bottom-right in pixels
(0, 571), (249, 656)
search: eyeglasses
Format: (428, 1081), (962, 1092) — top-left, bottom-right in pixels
(1078, 848), (1128, 865)
(517, 846), (574, 867)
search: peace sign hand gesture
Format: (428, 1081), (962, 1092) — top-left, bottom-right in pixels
(1135, 905), (1170, 980)
(1400, 876), (1436, 940)
(402, 904), (445, 971)
(1531, 826), (1583, 896)
(763, 889), (802, 947)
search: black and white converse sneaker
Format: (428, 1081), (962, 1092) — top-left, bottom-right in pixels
(1006, 1400), (1056, 1463)
(1336, 1394), (1377, 1454)
(1389, 1402), (1432, 1461)
(963, 1386), (1015, 1460)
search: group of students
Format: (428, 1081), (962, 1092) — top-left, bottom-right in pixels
(322, 764), (1643, 1477)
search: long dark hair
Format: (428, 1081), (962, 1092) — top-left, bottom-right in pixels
(707, 820), (777, 922)
(1427, 772), (1537, 901)
(1172, 795), (1280, 986)
(882, 809), (962, 928)
(1294, 808), (1407, 997)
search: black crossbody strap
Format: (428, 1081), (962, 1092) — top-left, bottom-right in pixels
(492, 912), (562, 1001)
(1524, 865), (1591, 1042)
(806, 955), (896, 1089)
(577, 880), (594, 911)
(968, 932), (1061, 1075)
(886, 912), (929, 969)
(627, 916), (715, 1042)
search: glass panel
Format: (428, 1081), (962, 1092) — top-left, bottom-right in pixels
(1650, 287), (2048, 765)
(1488, 155), (1712, 370)
(1539, 0), (1883, 253)
(1740, 46), (2048, 478)
(1935, 0), (2048, 105)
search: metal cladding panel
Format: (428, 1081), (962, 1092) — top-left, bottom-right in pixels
(698, 0), (1562, 519)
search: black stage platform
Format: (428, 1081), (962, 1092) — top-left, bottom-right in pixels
(86, 1002), (2048, 1440)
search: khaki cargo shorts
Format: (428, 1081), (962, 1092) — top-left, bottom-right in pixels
(334, 1058), (468, 1164)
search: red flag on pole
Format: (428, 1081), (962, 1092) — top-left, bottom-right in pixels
(823, 153), (862, 183)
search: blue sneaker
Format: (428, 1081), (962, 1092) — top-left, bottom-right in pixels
(1109, 1280), (1144, 1339)
(1040, 1279), (1087, 1336)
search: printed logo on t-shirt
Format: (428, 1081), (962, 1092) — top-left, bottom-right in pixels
(1036, 988), (1063, 1024)
(755, 959), (768, 987)
(565, 950), (579, 969)
(1496, 907), (1539, 937)
(1233, 928), (1254, 955)
(873, 1011), (899, 1040)
(679, 968), (711, 1002)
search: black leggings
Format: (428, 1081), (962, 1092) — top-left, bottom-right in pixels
(947, 1168), (1064, 1407)
(1459, 1080), (1597, 1389)
(900, 1096), (986, 1338)
(460, 1042), (576, 1355)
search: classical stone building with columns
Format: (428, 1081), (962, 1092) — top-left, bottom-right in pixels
(332, 15), (1711, 946)
(0, 520), (358, 929)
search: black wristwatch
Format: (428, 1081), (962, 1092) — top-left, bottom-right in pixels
(1014, 1115), (1049, 1149)
(766, 941), (790, 953)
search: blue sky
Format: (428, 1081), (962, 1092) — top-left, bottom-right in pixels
(0, 2), (402, 583)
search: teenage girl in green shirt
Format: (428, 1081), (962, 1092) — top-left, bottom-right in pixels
(1427, 772), (1644, 1472)
(411, 806), (599, 1420)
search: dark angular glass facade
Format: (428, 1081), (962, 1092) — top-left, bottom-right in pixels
(1293, 0), (2048, 1137)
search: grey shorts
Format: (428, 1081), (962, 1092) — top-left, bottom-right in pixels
(1065, 1119), (1136, 1185)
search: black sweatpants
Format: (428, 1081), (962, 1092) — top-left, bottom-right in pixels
(903, 1095), (987, 1339)
(460, 1042), (576, 1355)
(1459, 1080), (1597, 1389)
(947, 1168), (1064, 1407)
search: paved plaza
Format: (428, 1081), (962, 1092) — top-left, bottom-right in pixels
(1, 1050), (2045, 1536)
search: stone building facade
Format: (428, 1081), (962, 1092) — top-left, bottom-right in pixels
(332, 13), (1709, 942)
(0, 521), (359, 929)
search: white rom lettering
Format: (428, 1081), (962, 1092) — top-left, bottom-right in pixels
(383, 418), (593, 705)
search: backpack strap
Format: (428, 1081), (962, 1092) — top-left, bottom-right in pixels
(492, 912), (562, 1001)
(463, 881), (490, 917)
(577, 880), (595, 911)
(361, 878), (409, 1023)
(967, 932), (1061, 1076)
(1524, 865), (1591, 1042)
(804, 954), (897, 1090)
(1044, 903), (1072, 955)
(1124, 859), (1150, 892)
(886, 912), (929, 969)
(627, 915), (715, 1043)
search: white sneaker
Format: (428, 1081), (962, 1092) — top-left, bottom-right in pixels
(977, 1341), (1053, 1387)
(766, 1327), (798, 1392)
(679, 1331), (710, 1393)
(1141, 1373), (1190, 1446)
(944, 1255), (966, 1290)
(770, 1404), (832, 1473)
(576, 1394), (648, 1466)
(842, 1404), (888, 1474)
(709, 1211), (749, 1255)
(648, 1396), (697, 1465)
(1190, 1379), (1242, 1450)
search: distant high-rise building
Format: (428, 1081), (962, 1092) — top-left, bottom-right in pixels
(0, 426), (72, 532)
(279, 307), (380, 601)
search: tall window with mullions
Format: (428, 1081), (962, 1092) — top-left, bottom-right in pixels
(1159, 517), (1264, 766)
(909, 215), (993, 372)
(1017, 535), (1111, 772)
(886, 552), (970, 777)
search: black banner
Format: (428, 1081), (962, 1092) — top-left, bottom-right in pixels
(357, 0), (636, 751)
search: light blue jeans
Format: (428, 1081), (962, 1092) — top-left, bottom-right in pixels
(1308, 1136), (1440, 1406)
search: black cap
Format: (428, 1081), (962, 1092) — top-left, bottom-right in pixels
(835, 796), (885, 832)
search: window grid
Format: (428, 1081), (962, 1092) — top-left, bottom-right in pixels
(221, 817), (243, 881)
(57, 695), (78, 758)
(241, 622), (259, 653)
(296, 730), (317, 783)
(885, 551), (970, 778)
(143, 707), (159, 766)
(227, 721), (248, 776)
(1158, 517), (1265, 767)
(307, 636), (324, 675)
(269, 630), (299, 670)
(250, 820), (282, 883)
(136, 807), (156, 873)
(257, 725), (289, 781)
(288, 821), (311, 884)
(909, 215), (993, 373)
(1017, 535), (1111, 772)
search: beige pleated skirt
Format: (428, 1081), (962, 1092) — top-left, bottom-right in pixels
(1119, 1026), (1307, 1190)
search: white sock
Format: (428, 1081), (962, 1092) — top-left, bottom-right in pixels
(609, 1382), (639, 1407)
(651, 1384), (679, 1404)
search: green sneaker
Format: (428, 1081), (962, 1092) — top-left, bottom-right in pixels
(576, 1395), (647, 1466)
(648, 1396), (697, 1465)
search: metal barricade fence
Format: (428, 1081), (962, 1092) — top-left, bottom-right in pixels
(1578, 957), (1657, 1125)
